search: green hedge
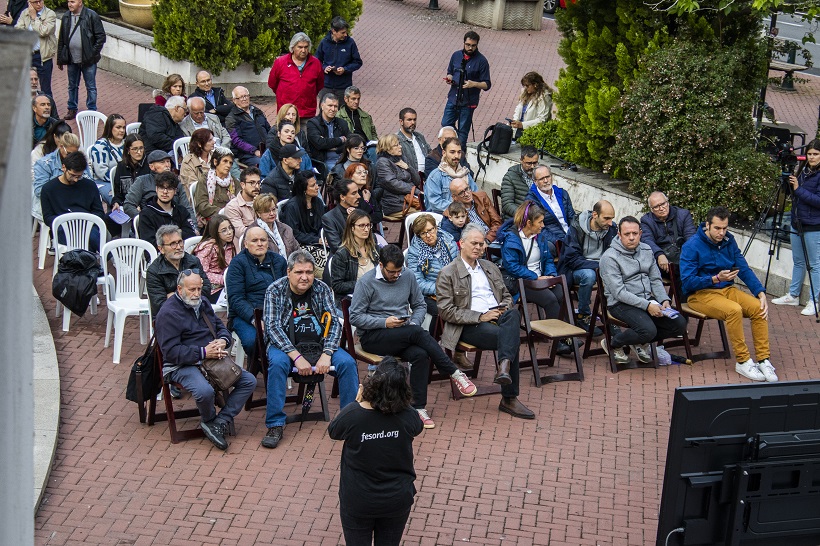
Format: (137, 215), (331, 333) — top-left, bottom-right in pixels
(45, 0), (118, 14)
(517, 119), (570, 160)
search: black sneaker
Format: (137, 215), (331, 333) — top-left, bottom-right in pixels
(200, 418), (228, 450)
(576, 314), (603, 337)
(556, 338), (583, 356)
(261, 426), (284, 449)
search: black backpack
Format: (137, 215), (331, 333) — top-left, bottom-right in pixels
(51, 249), (102, 316)
(476, 123), (513, 180)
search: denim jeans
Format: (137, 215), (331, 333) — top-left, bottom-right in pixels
(168, 365), (257, 424)
(789, 230), (820, 302)
(340, 507), (411, 546)
(96, 180), (113, 205)
(231, 316), (258, 358)
(441, 103), (475, 147)
(66, 62), (98, 111)
(265, 347), (358, 428)
(458, 309), (521, 398)
(567, 268), (597, 315)
(32, 51), (53, 99)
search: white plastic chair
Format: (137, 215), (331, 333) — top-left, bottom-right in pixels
(51, 212), (108, 331)
(189, 181), (198, 210)
(125, 122), (141, 135)
(211, 263), (229, 314)
(277, 198), (289, 215)
(108, 164), (116, 184)
(102, 239), (156, 364)
(132, 214), (140, 239)
(34, 214), (50, 269)
(173, 136), (191, 170)
(184, 235), (202, 254)
(76, 111), (107, 152)
(404, 211), (443, 248)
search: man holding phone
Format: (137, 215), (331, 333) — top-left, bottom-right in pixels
(680, 206), (777, 382)
(437, 224), (535, 420)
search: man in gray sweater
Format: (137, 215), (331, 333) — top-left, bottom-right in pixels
(349, 244), (476, 430)
(599, 216), (687, 364)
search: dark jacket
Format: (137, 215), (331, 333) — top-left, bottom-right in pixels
(146, 253), (211, 317)
(57, 6), (106, 67)
(112, 158), (150, 207)
(280, 196), (325, 246)
(440, 217), (463, 242)
(225, 104), (271, 160)
(445, 49), (491, 108)
(189, 86), (232, 119)
(155, 294), (231, 367)
(639, 205), (697, 260)
(330, 246), (379, 304)
(315, 32), (362, 90)
(261, 163), (295, 201)
(321, 205), (349, 254)
(306, 114), (351, 165)
(375, 153), (421, 216)
(139, 105), (185, 154)
(138, 196), (197, 249)
(556, 211), (616, 276)
(226, 248), (287, 325)
(793, 166), (820, 229)
(497, 220), (556, 280)
(500, 165), (532, 219)
(526, 185), (575, 244)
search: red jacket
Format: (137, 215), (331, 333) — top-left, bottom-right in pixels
(267, 53), (324, 119)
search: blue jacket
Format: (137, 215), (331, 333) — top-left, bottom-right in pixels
(226, 248), (287, 325)
(446, 49), (491, 107)
(497, 220), (556, 280)
(406, 230), (459, 296)
(440, 217), (463, 242)
(525, 185), (574, 244)
(679, 224), (765, 299)
(258, 146), (312, 177)
(155, 294), (232, 367)
(315, 32), (363, 90)
(425, 168), (477, 214)
(793, 167), (820, 229)
(639, 205), (697, 259)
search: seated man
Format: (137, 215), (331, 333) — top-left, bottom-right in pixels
(261, 144), (304, 200)
(226, 226), (287, 359)
(147, 225), (211, 317)
(261, 249), (358, 448)
(189, 70), (232, 120)
(180, 97), (231, 148)
(137, 171), (197, 248)
(396, 107), (431, 173)
(155, 270), (257, 450)
(225, 86), (271, 167)
(500, 146), (539, 219)
(123, 150), (196, 222)
(349, 244), (477, 429)
(557, 200), (616, 333)
(437, 224), (535, 420)
(139, 95), (187, 154)
(306, 93), (350, 175)
(447, 177), (502, 242)
(426, 136), (478, 214)
(680, 206), (777, 382)
(223, 167), (261, 246)
(424, 126), (471, 178)
(640, 191), (697, 274)
(32, 94), (57, 149)
(526, 166), (574, 245)
(322, 178), (360, 254)
(599, 216), (687, 364)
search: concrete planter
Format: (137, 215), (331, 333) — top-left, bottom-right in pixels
(118, 0), (156, 30)
(457, 0), (542, 30)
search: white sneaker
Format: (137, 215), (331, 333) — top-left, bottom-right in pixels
(772, 294), (800, 306)
(735, 359), (766, 381)
(601, 339), (629, 364)
(758, 359), (779, 382)
(801, 300), (818, 316)
(630, 343), (653, 364)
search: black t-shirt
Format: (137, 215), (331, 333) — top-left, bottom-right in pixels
(327, 403), (423, 517)
(291, 288), (322, 345)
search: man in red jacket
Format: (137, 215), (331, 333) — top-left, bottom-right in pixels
(268, 32), (324, 119)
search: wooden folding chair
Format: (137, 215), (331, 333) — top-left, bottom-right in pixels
(491, 188), (502, 216)
(518, 276), (587, 386)
(340, 296), (384, 371)
(430, 317), (501, 400)
(243, 308), (269, 411)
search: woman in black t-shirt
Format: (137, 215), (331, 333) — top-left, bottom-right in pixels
(328, 357), (423, 546)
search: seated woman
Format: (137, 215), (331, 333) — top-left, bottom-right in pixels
(267, 102), (309, 153)
(279, 170), (329, 273)
(510, 71), (553, 140)
(330, 210), (379, 306)
(345, 161), (382, 226)
(193, 214), (237, 303)
(111, 134), (149, 218)
(330, 135), (369, 186)
(375, 133), (421, 217)
(194, 146), (237, 224)
(153, 73), (187, 106)
(88, 113), (126, 206)
(32, 121), (71, 176)
(498, 200), (571, 354)
(406, 213), (458, 337)
(179, 128), (214, 201)
(252, 193), (299, 257)
(259, 120), (313, 177)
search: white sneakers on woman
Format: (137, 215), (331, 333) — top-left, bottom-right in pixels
(772, 294), (818, 316)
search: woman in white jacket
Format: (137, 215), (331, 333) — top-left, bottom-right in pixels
(511, 72), (554, 137)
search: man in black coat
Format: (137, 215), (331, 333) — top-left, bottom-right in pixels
(225, 86), (270, 167)
(139, 96), (187, 154)
(146, 224), (211, 317)
(306, 93), (350, 179)
(189, 70), (232, 121)
(640, 191), (697, 274)
(322, 178), (360, 254)
(56, 0), (105, 119)
(137, 172), (197, 248)
(261, 144), (304, 200)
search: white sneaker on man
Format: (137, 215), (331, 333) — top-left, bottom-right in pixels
(772, 294), (800, 306)
(801, 300), (818, 316)
(630, 343), (652, 364)
(601, 339), (629, 365)
(735, 359), (766, 381)
(757, 359), (779, 382)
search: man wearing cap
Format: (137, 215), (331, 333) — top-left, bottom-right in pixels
(261, 143), (304, 201)
(124, 149), (196, 224)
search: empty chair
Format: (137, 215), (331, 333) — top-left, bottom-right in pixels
(126, 122), (141, 135)
(76, 110), (107, 152)
(184, 235), (202, 254)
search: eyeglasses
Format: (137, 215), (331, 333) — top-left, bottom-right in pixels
(219, 226), (235, 234)
(163, 239), (185, 248)
(181, 268), (200, 275)
(354, 169), (368, 176)
(419, 227), (436, 238)
(352, 146), (365, 151)
(156, 185), (175, 192)
(455, 188), (471, 198)
(535, 175), (552, 182)
(354, 223), (371, 230)
(176, 106), (189, 113)
(234, 94), (250, 100)
(243, 179), (261, 186)
(650, 200), (669, 211)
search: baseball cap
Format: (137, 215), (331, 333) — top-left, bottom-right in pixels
(147, 150), (171, 164)
(279, 144), (306, 161)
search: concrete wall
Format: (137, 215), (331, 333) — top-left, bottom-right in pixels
(0, 28), (36, 546)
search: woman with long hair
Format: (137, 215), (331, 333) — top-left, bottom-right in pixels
(89, 113), (126, 205)
(252, 193), (299, 257)
(193, 214), (237, 303)
(279, 171), (328, 270)
(153, 73), (186, 106)
(375, 133), (421, 216)
(111, 134), (149, 212)
(180, 128), (214, 199)
(259, 120), (313, 176)
(328, 356), (422, 546)
(510, 71), (554, 138)
(331, 135), (369, 184)
(344, 161), (382, 225)
(31, 121), (71, 170)
(194, 146), (236, 223)
(330, 210), (379, 305)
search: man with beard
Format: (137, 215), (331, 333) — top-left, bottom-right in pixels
(396, 107), (430, 173)
(441, 31), (491, 147)
(500, 146), (540, 219)
(146, 225), (211, 317)
(155, 270), (257, 450)
(425, 136), (478, 214)
(224, 167), (262, 246)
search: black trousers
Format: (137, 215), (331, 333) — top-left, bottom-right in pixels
(458, 308), (520, 398)
(361, 325), (458, 409)
(340, 507), (411, 546)
(523, 285), (564, 320)
(608, 302), (687, 348)
(424, 296), (439, 336)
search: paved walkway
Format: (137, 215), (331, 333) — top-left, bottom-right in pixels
(32, 0), (820, 544)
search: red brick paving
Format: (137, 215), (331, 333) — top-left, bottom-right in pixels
(32, 0), (820, 544)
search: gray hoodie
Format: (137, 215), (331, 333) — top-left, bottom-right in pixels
(577, 210), (609, 261)
(599, 237), (669, 310)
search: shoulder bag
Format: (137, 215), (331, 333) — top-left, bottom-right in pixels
(201, 312), (242, 391)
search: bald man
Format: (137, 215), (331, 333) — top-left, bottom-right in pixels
(640, 191), (696, 273)
(225, 86), (271, 167)
(190, 70), (232, 120)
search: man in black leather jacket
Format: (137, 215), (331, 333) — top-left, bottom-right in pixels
(56, 0), (105, 119)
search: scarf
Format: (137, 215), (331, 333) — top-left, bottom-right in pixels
(206, 168), (232, 204)
(257, 218), (287, 256)
(416, 230), (453, 273)
(437, 161), (470, 179)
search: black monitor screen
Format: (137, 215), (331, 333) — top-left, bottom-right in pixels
(657, 380), (820, 546)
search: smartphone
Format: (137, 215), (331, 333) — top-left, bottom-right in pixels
(489, 304), (506, 311)
(396, 315), (411, 321)
(730, 267), (739, 272)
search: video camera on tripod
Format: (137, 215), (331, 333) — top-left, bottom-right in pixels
(759, 125), (801, 175)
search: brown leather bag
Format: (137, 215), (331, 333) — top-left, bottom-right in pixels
(201, 313), (242, 391)
(402, 186), (421, 216)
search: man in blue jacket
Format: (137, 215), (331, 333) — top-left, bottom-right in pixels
(315, 17), (363, 102)
(640, 191), (697, 273)
(680, 206), (777, 382)
(155, 271), (257, 450)
(526, 165), (575, 245)
(441, 31), (491, 147)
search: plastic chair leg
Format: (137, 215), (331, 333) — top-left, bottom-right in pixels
(139, 313), (149, 345)
(37, 223), (49, 270)
(112, 311), (127, 364)
(61, 308), (72, 332)
(104, 309), (113, 348)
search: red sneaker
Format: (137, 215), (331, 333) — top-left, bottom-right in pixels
(417, 408), (435, 429)
(451, 370), (477, 397)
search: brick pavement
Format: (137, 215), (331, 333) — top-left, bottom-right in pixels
(32, 0), (820, 544)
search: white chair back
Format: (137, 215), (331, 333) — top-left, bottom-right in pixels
(404, 211), (443, 247)
(76, 111), (107, 152)
(173, 136), (191, 170)
(132, 214), (140, 239)
(277, 198), (289, 215)
(125, 122), (141, 135)
(184, 235), (202, 254)
(51, 212), (108, 270)
(189, 181), (198, 207)
(102, 239), (157, 302)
